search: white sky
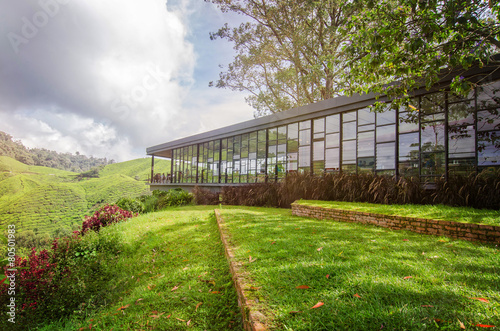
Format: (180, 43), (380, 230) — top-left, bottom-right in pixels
(0, 0), (254, 162)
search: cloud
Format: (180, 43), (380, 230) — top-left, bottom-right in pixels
(0, 0), (254, 162)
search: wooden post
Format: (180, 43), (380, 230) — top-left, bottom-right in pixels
(151, 155), (155, 183)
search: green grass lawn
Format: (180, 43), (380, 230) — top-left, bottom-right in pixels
(37, 206), (242, 331)
(218, 206), (500, 330)
(295, 200), (500, 226)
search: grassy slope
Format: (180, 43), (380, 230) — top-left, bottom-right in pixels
(0, 156), (166, 237)
(219, 207), (500, 330)
(295, 200), (500, 226)
(38, 207), (242, 331)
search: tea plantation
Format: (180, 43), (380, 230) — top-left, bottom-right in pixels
(0, 156), (170, 238)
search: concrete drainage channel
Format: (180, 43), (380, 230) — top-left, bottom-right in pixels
(214, 209), (268, 331)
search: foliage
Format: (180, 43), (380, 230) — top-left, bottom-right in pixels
(219, 172), (500, 209)
(192, 185), (221, 205)
(73, 166), (103, 181)
(157, 189), (194, 209)
(0, 227), (123, 330)
(115, 197), (145, 213)
(0, 131), (112, 172)
(342, 0), (500, 110)
(208, 0), (360, 116)
(80, 204), (136, 234)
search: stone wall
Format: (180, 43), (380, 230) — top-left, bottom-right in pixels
(291, 203), (500, 244)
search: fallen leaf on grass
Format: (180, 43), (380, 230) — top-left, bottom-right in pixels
(470, 297), (490, 303)
(310, 302), (324, 309)
(271, 241), (276, 245)
(117, 304), (130, 311)
(296, 285), (310, 289)
(249, 286), (261, 290)
(135, 298), (144, 304)
(211, 291), (220, 294)
(476, 324), (496, 328)
(317, 247), (323, 251)
(196, 302), (202, 311)
(353, 293), (361, 298)
(458, 319), (465, 329)
(289, 311), (302, 314)
(166, 314), (171, 318)
(249, 256), (257, 263)
(402, 239), (409, 241)
(147, 285), (156, 290)
(150, 312), (165, 319)
(326, 274), (330, 279)
(171, 285), (179, 291)
(176, 318), (186, 322)
(187, 320), (191, 326)
(421, 305), (434, 308)
(404, 276), (413, 280)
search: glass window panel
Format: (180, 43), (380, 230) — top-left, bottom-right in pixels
(278, 126), (287, 139)
(288, 139), (299, 153)
(326, 133), (340, 148)
(287, 123), (299, 139)
(313, 161), (325, 174)
(343, 111), (356, 122)
(422, 113), (445, 122)
(376, 142), (395, 170)
(399, 111), (419, 133)
(326, 114), (340, 133)
(448, 101), (475, 126)
(358, 131), (375, 157)
(343, 121), (356, 140)
(449, 125), (475, 158)
(421, 152), (445, 175)
(287, 153), (298, 172)
(376, 125), (396, 143)
(449, 158), (475, 176)
(358, 124), (375, 132)
(358, 157), (375, 173)
(278, 143), (287, 155)
(342, 164), (357, 173)
(314, 132), (325, 140)
(421, 122), (445, 153)
(478, 131), (500, 166)
(268, 145), (277, 158)
(399, 160), (419, 177)
(399, 132), (419, 161)
(258, 130), (267, 142)
(376, 108), (396, 125)
(314, 118), (325, 133)
(268, 127), (278, 141)
(421, 92), (445, 115)
(299, 146), (311, 167)
(313, 141), (325, 161)
(250, 131), (257, 140)
(299, 129), (311, 145)
(300, 120), (311, 130)
(342, 140), (356, 162)
(477, 80), (500, 110)
(358, 108), (375, 125)
(325, 148), (339, 170)
(477, 109), (500, 131)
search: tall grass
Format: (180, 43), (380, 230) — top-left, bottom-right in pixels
(205, 172), (500, 209)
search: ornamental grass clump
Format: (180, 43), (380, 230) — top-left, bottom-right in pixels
(80, 204), (136, 234)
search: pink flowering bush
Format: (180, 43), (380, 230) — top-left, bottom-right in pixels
(81, 204), (136, 234)
(0, 205), (134, 329)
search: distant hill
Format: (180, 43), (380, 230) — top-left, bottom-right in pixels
(0, 131), (112, 172)
(0, 156), (170, 241)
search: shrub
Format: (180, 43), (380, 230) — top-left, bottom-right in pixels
(116, 197), (145, 213)
(192, 186), (221, 205)
(81, 204), (136, 234)
(157, 189), (193, 208)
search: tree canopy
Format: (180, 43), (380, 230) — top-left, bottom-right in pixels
(210, 0), (499, 115)
(208, 0), (360, 116)
(341, 0), (500, 110)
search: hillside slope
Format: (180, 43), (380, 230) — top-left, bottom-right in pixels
(0, 156), (170, 238)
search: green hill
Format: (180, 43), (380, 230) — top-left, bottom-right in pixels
(0, 156), (170, 240)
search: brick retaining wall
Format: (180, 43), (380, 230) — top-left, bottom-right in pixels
(291, 203), (500, 244)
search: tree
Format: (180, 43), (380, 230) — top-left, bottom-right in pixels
(341, 0), (500, 110)
(208, 0), (360, 116)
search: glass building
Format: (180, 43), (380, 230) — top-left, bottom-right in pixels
(147, 64), (500, 190)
